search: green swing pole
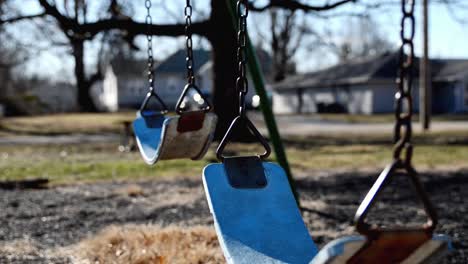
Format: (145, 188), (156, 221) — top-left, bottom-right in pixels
(225, 0), (299, 203)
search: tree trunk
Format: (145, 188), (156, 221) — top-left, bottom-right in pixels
(71, 39), (97, 112)
(208, 0), (254, 141)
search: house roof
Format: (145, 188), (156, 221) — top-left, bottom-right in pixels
(272, 52), (468, 91)
(193, 48), (273, 78)
(432, 59), (468, 82)
(155, 49), (211, 73)
(110, 48), (271, 79)
(110, 57), (149, 77)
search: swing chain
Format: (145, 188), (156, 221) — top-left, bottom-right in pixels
(355, 0), (439, 236)
(145, 0), (155, 93)
(185, 0), (195, 85)
(236, 0), (249, 118)
(393, 0), (415, 165)
(215, 0), (271, 161)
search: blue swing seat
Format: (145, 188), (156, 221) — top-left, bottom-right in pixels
(203, 161), (318, 264)
(311, 234), (452, 264)
(134, 110), (217, 165)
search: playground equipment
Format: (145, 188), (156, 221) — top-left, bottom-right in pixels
(133, 0), (451, 262)
(203, 1), (318, 262)
(133, 0), (217, 165)
(203, 0), (451, 263)
(311, 1), (452, 262)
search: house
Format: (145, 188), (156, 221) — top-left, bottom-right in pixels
(155, 49), (211, 108)
(94, 66), (118, 112)
(195, 47), (273, 108)
(93, 49), (211, 111)
(32, 81), (76, 112)
(94, 48), (273, 111)
(92, 54), (154, 111)
(271, 52), (468, 114)
(1, 66), (77, 115)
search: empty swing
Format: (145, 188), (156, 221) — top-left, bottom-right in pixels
(203, 1), (318, 263)
(311, 0), (452, 263)
(133, 0), (217, 165)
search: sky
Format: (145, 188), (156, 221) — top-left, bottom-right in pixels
(7, 0), (468, 81)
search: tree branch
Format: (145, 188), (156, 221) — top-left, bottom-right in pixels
(36, 0), (210, 39)
(38, 0), (75, 30)
(249, 0), (356, 12)
(0, 12), (47, 24)
(78, 19), (211, 39)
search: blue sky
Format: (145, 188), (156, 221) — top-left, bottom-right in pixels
(11, 0), (468, 80)
(371, 2), (468, 59)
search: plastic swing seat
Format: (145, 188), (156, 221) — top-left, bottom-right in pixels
(203, 116), (318, 264)
(134, 110), (217, 164)
(310, 160), (453, 264)
(311, 233), (452, 264)
(135, 2), (216, 165)
(203, 159), (318, 264)
(133, 83), (217, 165)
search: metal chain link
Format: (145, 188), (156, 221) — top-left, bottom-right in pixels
(393, 0), (416, 164)
(185, 0), (195, 85)
(215, 0), (271, 161)
(236, 0), (249, 117)
(145, 0), (155, 94)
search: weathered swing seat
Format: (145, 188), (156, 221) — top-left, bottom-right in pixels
(311, 233), (452, 264)
(134, 110), (217, 165)
(309, 160), (453, 264)
(203, 158), (318, 264)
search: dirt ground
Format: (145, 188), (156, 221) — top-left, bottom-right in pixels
(1, 168), (466, 263)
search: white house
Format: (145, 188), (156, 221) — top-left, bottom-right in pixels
(271, 52), (468, 114)
(93, 49), (211, 111)
(94, 48), (274, 111)
(153, 49), (211, 108)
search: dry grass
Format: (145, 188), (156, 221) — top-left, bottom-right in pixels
(0, 225), (224, 263)
(67, 225), (223, 264)
(0, 112), (135, 135)
(0, 238), (61, 262)
(281, 113), (468, 124)
(0, 238), (42, 256)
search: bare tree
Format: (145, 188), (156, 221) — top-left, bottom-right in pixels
(268, 8), (302, 82)
(0, 2), (28, 102)
(335, 16), (393, 62)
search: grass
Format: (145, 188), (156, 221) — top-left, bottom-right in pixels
(1, 112), (467, 137)
(295, 113), (468, 124)
(0, 143), (211, 184)
(0, 225), (223, 264)
(284, 129), (468, 146)
(0, 112), (467, 184)
(1, 142), (467, 184)
(66, 225), (223, 264)
(0, 112), (135, 135)
(287, 144), (468, 171)
(313, 113), (396, 123)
